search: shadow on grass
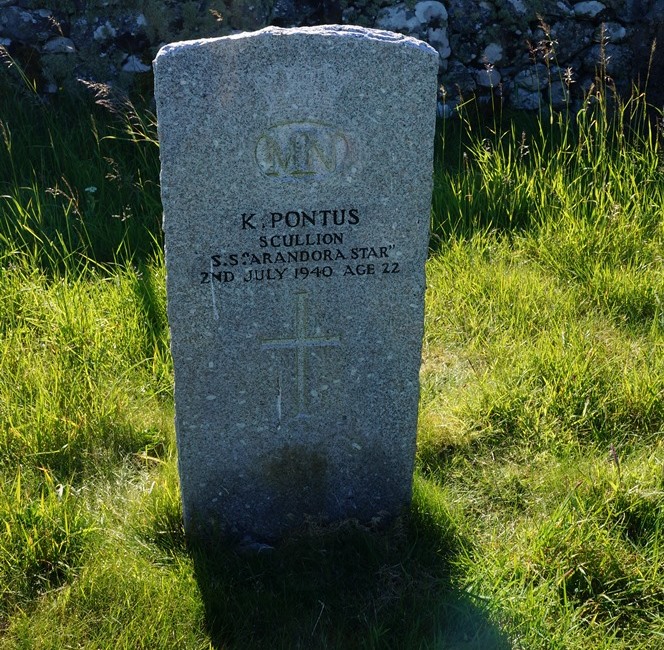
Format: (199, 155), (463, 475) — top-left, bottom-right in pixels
(189, 502), (509, 649)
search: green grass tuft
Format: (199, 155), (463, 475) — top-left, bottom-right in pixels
(0, 466), (93, 619)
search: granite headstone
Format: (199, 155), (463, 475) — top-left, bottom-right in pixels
(154, 25), (438, 542)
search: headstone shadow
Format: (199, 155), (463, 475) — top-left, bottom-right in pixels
(189, 506), (510, 649)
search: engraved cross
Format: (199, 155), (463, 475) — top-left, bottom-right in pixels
(261, 291), (340, 417)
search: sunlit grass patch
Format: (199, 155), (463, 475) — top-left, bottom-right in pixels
(0, 263), (172, 480)
(456, 451), (664, 649)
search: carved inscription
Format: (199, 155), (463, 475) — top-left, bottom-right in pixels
(261, 291), (340, 417)
(200, 208), (401, 284)
(255, 123), (349, 179)
(198, 207), (403, 286)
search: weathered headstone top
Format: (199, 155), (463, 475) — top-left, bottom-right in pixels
(154, 25), (438, 543)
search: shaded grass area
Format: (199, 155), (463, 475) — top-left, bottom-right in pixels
(0, 64), (663, 647)
(190, 479), (504, 650)
(0, 72), (161, 268)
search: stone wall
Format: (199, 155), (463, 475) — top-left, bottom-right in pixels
(1, 0), (663, 111)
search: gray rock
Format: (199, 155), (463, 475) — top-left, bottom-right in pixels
(584, 43), (631, 76)
(448, 33), (476, 65)
(506, 0), (528, 15)
(122, 54), (151, 73)
(0, 6), (49, 43)
(428, 27), (451, 59)
(597, 22), (627, 43)
(514, 64), (550, 91)
(154, 26), (438, 543)
(93, 20), (117, 43)
(414, 1), (448, 23)
(474, 66), (501, 87)
(437, 98), (459, 118)
(0, 0), (651, 114)
(482, 42), (503, 64)
(573, 1), (607, 19)
(376, 5), (418, 33)
(43, 36), (75, 54)
(443, 60), (477, 93)
(549, 80), (572, 107)
(511, 88), (542, 110)
(271, 0), (298, 26)
(555, 1), (574, 16)
(131, 13), (148, 35)
(549, 20), (595, 60)
(446, 0), (493, 26)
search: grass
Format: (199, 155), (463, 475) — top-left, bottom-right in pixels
(0, 66), (162, 269)
(0, 56), (662, 647)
